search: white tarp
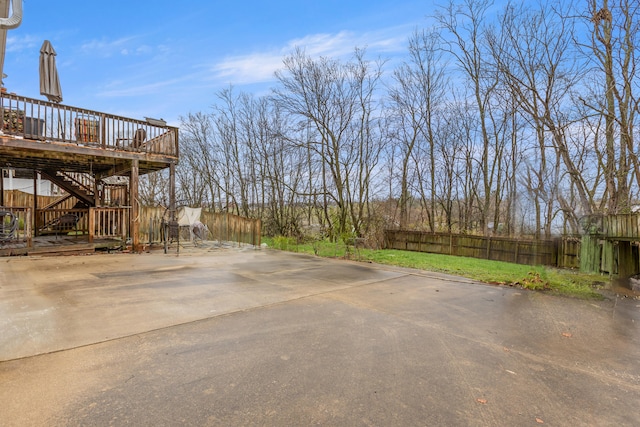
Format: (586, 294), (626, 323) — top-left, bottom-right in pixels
(176, 207), (201, 226)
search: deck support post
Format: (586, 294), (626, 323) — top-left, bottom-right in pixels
(88, 207), (95, 243)
(33, 170), (38, 236)
(93, 173), (100, 207)
(130, 159), (140, 252)
(169, 161), (176, 223)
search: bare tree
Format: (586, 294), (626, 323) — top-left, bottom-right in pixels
(388, 30), (448, 230)
(256, 101), (309, 236)
(346, 49), (386, 237)
(433, 105), (466, 232)
(273, 48), (384, 239)
(436, 0), (509, 234)
(489, 1), (592, 235)
(171, 0), (640, 240)
(178, 112), (219, 208)
(139, 169), (170, 207)
(582, 0), (640, 213)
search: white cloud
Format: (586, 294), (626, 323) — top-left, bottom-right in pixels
(80, 37), (131, 56)
(212, 52), (284, 84)
(97, 80), (170, 97)
(80, 36), (153, 58)
(6, 34), (40, 52)
(286, 31), (356, 57)
(286, 28), (407, 56)
(211, 26), (412, 85)
(71, 25), (414, 121)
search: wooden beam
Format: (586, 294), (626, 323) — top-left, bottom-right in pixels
(130, 159), (140, 252)
(169, 161), (176, 222)
(88, 207), (95, 243)
(97, 164), (131, 180)
(33, 170), (38, 236)
(1, 137), (176, 175)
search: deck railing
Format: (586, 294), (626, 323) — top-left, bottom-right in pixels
(0, 92), (178, 158)
(36, 207), (130, 242)
(37, 208), (89, 236)
(89, 207), (130, 242)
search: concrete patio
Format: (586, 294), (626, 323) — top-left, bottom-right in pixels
(1, 248), (639, 425)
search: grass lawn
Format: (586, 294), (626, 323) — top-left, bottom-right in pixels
(264, 237), (608, 299)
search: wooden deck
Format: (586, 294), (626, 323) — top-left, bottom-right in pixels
(0, 92), (179, 254)
(0, 234), (124, 257)
(0, 92), (178, 176)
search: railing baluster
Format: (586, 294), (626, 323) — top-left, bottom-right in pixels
(0, 92), (177, 157)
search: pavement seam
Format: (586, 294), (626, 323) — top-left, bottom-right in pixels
(0, 272), (417, 363)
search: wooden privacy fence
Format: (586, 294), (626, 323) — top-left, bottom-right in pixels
(384, 230), (580, 269)
(139, 206), (165, 245)
(1, 189), (59, 208)
(139, 207), (261, 247)
(201, 210), (261, 246)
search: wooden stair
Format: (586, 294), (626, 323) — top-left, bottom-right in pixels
(40, 170), (95, 207)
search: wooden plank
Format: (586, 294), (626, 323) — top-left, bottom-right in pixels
(130, 159), (140, 251)
(88, 207), (95, 243)
(0, 137), (175, 176)
(28, 243), (95, 256)
(33, 171), (38, 236)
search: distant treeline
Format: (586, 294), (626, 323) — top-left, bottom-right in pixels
(139, 1), (640, 242)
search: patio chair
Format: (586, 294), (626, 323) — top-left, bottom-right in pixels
(116, 128), (146, 150)
(51, 213), (79, 239)
(75, 118), (99, 143)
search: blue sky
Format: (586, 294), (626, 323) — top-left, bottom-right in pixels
(3, 0), (430, 126)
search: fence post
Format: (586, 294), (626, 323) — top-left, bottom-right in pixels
(148, 215), (153, 246)
(26, 208), (32, 247)
(486, 236), (491, 260)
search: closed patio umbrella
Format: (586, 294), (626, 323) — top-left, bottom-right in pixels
(39, 40), (62, 103)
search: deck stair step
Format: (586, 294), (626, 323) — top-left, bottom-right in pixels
(40, 170), (95, 207)
(41, 193), (74, 210)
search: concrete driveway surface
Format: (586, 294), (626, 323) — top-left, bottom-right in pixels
(0, 247), (639, 426)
